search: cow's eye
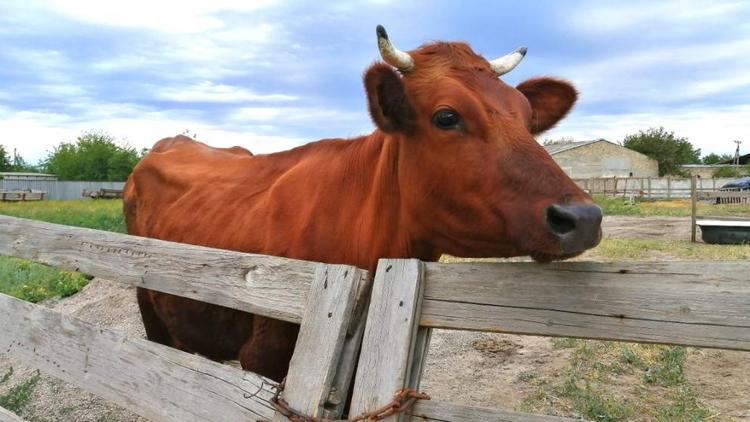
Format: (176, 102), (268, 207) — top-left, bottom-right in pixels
(432, 109), (461, 130)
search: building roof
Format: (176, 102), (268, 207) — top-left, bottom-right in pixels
(718, 153), (750, 165)
(543, 139), (602, 155)
(0, 172), (56, 177)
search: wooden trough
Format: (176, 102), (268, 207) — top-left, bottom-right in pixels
(1, 215), (749, 421)
(0, 190), (46, 202)
(690, 176), (750, 243)
(82, 188), (124, 199)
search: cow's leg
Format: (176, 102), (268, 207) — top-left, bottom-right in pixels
(143, 290), (254, 361)
(239, 316), (300, 382)
(137, 287), (175, 346)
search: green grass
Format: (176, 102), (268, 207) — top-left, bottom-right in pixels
(594, 195), (750, 217)
(0, 199), (123, 302)
(520, 340), (710, 421)
(0, 256), (91, 303)
(0, 369), (40, 414)
(592, 238), (750, 260)
(0, 199), (126, 233)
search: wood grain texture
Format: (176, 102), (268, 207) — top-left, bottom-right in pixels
(421, 261), (750, 350)
(0, 215), (346, 323)
(409, 401), (579, 422)
(0, 293), (277, 422)
(0, 406), (25, 422)
(350, 259), (425, 421)
(272, 264), (363, 421)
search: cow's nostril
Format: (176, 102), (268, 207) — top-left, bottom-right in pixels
(546, 205), (577, 235)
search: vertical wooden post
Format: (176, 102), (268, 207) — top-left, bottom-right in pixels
(613, 176), (618, 197)
(350, 259), (427, 421)
(273, 264), (365, 421)
(647, 177), (652, 199)
(691, 176), (697, 243)
(667, 177), (672, 199)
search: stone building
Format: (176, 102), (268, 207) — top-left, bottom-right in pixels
(543, 139), (658, 178)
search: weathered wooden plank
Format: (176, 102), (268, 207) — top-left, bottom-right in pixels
(0, 293), (277, 422)
(0, 215), (336, 323)
(409, 401), (579, 422)
(350, 259), (425, 421)
(272, 264), (363, 421)
(0, 406), (25, 422)
(421, 261), (750, 350)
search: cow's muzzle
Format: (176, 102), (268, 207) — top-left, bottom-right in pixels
(545, 203), (603, 254)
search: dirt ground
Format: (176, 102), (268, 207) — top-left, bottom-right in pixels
(599, 216), (692, 240)
(1, 216), (748, 421)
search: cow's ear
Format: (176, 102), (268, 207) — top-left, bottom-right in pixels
(364, 63), (416, 133)
(516, 78), (577, 134)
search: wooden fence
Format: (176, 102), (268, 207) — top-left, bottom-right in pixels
(575, 176), (739, 199)
(1, 215), (750, 421)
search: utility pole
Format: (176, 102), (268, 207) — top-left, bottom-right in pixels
(733, 140), (742, 165)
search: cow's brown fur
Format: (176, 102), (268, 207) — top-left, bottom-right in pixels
(124, 40), (596, 381)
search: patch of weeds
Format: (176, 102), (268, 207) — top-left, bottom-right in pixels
(557, 370), (633, 421)
(619, 346), (645, 367)
(0, 370), (40, 413)
(656, 384), (710, 421)
(517, 371), (536, 382)
(551, 337), (584, 349)
(471, 338), (518, 357)
(0, 367), (12, 385)
(644, 346), (686, 386)
(0, 256), (90, 303)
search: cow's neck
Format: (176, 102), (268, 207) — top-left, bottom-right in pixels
(310, 131), (437, 271)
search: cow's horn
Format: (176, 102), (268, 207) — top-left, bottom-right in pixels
(376, 25), (414, 71)
(489, 47), (527, 76)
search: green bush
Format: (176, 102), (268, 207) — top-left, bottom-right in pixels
(713, 166), (741, 178)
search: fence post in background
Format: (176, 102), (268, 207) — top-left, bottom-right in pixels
(667, 177), (672, 199)
(691, 176), (697, 243)
(647, 177), (652, 199)
(712, 178), (716, 190)
(613, 176), (618, 197)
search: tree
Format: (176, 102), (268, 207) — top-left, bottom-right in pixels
(42, 132), (141, 181)
(0, 145), (11, 171)
(702, 153), (733, 164)
(622, 127), (700, 176)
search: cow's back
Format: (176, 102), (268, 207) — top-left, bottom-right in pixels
(124, 136), (256, 244)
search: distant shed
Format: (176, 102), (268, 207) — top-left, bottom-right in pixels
(0, 172), (58, 181)
(544, 139), (658, 178)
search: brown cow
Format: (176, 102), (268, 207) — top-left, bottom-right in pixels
(124, 26), (602, 382)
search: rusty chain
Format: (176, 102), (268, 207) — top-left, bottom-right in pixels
(264, 378), (430, 421)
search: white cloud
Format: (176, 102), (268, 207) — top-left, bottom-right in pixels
(229, 106), (363, 124)
(0, 106), (308, 163)
(542, 104), (750, 156)
(156, 81), (297, 103)
(562, 38), (750, 104)
(44, 0), (280, 33)
(568, 1), (749, 34)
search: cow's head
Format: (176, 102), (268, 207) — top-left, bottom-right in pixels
(365, 26), (601, 262)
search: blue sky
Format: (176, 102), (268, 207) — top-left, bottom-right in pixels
(1, 0), (749, 163)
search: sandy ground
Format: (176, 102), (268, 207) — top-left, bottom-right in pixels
(1, 216), (748, 421)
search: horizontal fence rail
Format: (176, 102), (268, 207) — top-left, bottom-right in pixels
(0, 215), (337, 323)
(420, 261), (750, 350)
(0, 293), (279, 422)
